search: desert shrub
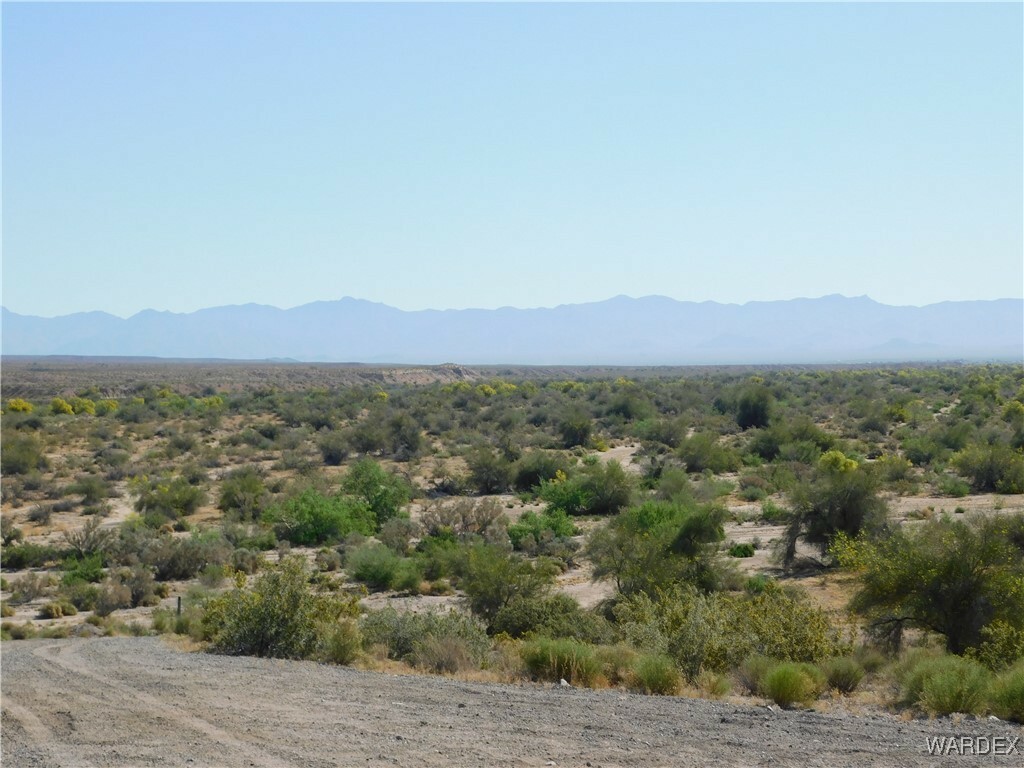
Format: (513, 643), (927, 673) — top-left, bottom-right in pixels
(820, 657), (865, 694)
(143, 531), (231, 581)
(990, 661), (1024, 723)
(968, 620), (1024, 671)
(761, 662), (825, 708)
(736, 385), (772, 430)
(130, 475), (206, 523)
(587, 500), (725, 596)
(60, 582), (101, 612)
(537, 472), (592, 516)
(39, 599), (78, 619)
(217, 466), (269, 521)
(411, 635), (481, 674)
(68, 474), (110, 505)
(728, 543), (755, 558)
(508, 509), (576, 552)
(61, 553), (105, 585)
(360, 607), (490, 666)
(781, 451), (887, 565)
(420, 498), (508, 544)
(0, 601), (14, 618)
(465, 448), (513, 494)
(378, 517), (420, 555)
(936, 474), (971, 497)
(558, 409), (592, 448)
(631, 653), (681, 695)
(318, 619), (362, 665)
(9, 572), (54, 604)
(459, 544), (558, 625)
(520, 637), (601, 686)
(317, 431), (350, 466)
(27, 505), (54, 525)
(94, 580), (133, 616)
(952, 443), (1024, 494)
(1, 434), (47, 475)
(6, 398), (34, 413)
(491, 593), (614, 644)
(205, 556), (359, 659)
(315, 547), (343, 572)
(231, 547), (263, 574)
(340, 459), (413, 529)
(695, 668), (733, 698)
(834, 513), (1024, 655)
(3, 622), (38, 640)
(346, 544), (403, 591)
(199, 564), (226, 588)
(595, 644), (639, 686)
(737, 654), (774, 694)
(63, 517), (116, 559)
(513, 451), (571, 492)
(266, 489), (375, 546)
(614, 583), (847, 681)
(677, 433), (741, 474)
(899, 654), (992, 716)
(898, 653), (984, 712)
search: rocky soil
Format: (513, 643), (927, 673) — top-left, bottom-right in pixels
(2, 638), (1020, 767)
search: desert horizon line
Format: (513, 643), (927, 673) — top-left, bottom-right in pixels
(4, 292), (1023, 322)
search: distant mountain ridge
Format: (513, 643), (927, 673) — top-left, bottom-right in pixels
(2, 295), (1022, 365)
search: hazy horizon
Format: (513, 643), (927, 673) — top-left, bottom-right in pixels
(4, 292), (1024, 322)
(3, 3), (1021, 319)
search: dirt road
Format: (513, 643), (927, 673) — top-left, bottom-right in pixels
(1, 638), (1020, 767)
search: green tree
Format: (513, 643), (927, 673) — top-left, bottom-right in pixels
(781, 451), (887, 566)
(341, 458), (413, 528)
(833, 513), (1024, 655)
(736, 385), (772, 430)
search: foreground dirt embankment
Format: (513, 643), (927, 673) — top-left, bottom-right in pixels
(2, 638), (1021, 768)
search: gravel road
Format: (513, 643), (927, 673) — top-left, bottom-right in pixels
(1, 638), (1020, 767)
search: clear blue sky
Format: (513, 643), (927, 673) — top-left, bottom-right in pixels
(3, 2), (1022, 318)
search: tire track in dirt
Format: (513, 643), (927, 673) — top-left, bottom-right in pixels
(29, 642), (281, 767)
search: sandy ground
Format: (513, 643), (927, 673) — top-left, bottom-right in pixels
(3, 638), (1021, 768)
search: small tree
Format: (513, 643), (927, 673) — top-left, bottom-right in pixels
(834, 513), (1024, 655)
(341, 458), (413, 529)
(736, 385), (772, 430)
(781, 451), (887, 566)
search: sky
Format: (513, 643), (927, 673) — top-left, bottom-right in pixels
(2, 2), (1022, 319)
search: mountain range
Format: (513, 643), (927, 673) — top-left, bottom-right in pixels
(2, 295), (1021, 365)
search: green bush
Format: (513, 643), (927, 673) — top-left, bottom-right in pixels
(631, 653), (681, 695)
(465, 448), (513, 494)
(513, 451), (571, 492)
(491, 594), (614, 644)
(360, 607), (489, 666)
(1, 434), (47, 475)
(918, 656), (992, 716)
(520, 637), (601, 686)
(952, 443), (1024, 494)
(459, 544), (558, 625)
(990, 661), (1024, 723)
(762, 662), (824, 708)
(217, 466), (269, 521)
(3, 542), (62, 569)
(899, 653), (991, 715)
(205, 556), (359, 659)
(728, 542), (755, 558)
(130, 475), (206, 523)
(820, 657), (865, 694)
(318, 619), (362, 665)
(266, 489), (375, 546)
(346, 544), (403, 591)
(341, 459), (413, 528)
(508, 509), (576, 551)
(737, 654), (774, 694)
